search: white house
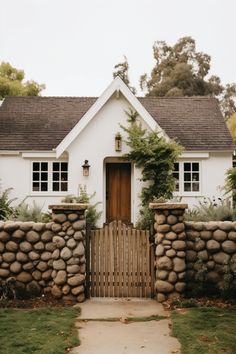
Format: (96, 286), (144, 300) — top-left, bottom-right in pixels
(0, 77), (234, 226)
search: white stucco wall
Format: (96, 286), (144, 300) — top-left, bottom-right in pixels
(0, 155), (68, 211)
(174, 152), (232, 209)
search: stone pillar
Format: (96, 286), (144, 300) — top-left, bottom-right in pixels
(149, 202), (188, 303)
(49, 203), (88, 304)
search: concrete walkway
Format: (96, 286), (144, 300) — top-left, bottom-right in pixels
(71, 298), (181, 354)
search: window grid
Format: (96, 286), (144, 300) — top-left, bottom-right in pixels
(173, 161), (200, 194)
(183, 162), (199, 192)
(32, 162), (48, 192)
(32, 161), (68, 193)
(52, 162), (68, 192)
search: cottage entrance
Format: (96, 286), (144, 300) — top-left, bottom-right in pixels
(106, 163), (131, 223)
(86, 221), (155, 298)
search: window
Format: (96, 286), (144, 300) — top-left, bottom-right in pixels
(173, 161), (200, 194)
(173, 162), (179, 192)
(183, 162), (199, 192)
(52, 162), (68, 192)
(32, 162), (48, 192)
(32, 161), (68, 193)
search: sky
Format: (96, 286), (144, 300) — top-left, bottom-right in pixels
(0, 0), (236, 97)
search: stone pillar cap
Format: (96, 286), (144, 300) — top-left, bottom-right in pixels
(149, 202), (188, 210)
(49, 203), (89, 211)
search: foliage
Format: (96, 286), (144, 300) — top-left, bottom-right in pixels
(62, 185), (102, 229)
(225, 167), (236, 207)
(0, 307), (80, 354)
(121, 109), (182, 204)
(121, 109), (182, 228)
(135, 205), (154, 230)
(0, 61), (45, 99)
(185, 197), (236, 222)
(227, 112), (236, 141)
(0, 187), (16, 220)
(11, 201), (51, 223)
(113, 56), (136, 94)
(172, 307), (236, 354)
(139, 36), (236, 120)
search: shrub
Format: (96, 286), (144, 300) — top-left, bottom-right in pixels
(185, 197), (236, 222)
(11, 201), (51, 223)
(0, 187), (16, 220)
(225, 167), (236, 207)
(62, 185), (101, 229)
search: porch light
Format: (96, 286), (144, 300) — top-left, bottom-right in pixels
(82, 160), (90, 176)
(115, 132), (122, 152)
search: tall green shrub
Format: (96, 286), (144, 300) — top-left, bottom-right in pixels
(121, 109), (182, 228)
(225, 167), (236, 207)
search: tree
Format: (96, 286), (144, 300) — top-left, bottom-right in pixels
(113, 56), (136, 94)
(227, 113), (236, 141)
(140, 37), (236, 120)
(0, 61), (45, 99)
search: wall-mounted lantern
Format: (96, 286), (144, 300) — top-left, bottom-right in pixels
(115, 132), (122, 152)
(82, 160), (90, 176)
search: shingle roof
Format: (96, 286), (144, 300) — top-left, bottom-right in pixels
(0, 95), (234, 151)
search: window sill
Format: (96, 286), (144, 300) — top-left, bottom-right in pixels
(173, 192), (203, 197)
(29, 192), (69, 197)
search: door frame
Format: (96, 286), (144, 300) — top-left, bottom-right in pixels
(103, 157), (133, 224)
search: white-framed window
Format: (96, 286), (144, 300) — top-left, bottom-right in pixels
(32, 161), (68, 193)
(173, 161), (201, 194)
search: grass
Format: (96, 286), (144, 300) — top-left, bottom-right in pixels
(0, 307), (80, 354)
(172, 307), (236, 354)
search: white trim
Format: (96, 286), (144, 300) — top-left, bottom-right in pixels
(56, 77), (169, 158)
(22, 151), (68, 159)
(0, 151), (20, 156)
(180, 152), (209, 159)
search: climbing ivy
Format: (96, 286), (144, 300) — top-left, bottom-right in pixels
(121, 109), (183, 228)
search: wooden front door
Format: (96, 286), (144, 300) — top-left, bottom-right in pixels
(106, 163), (131, 223)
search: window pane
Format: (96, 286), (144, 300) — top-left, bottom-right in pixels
(61, 162), (68, 171)
(33, 172), (39, 181)
(61, 182), (68, 191)
(53, 162), (60, 171)
(184, 163), (191, 171)
(53, 172), (59, 181)
(41, 172), (48, 181)
(174, 163), (179, 172)
(184, 183), (191, 192)
(41, 162), (48, 171)
(41, 182), (48, 191)
(61, 172), (68, 181)
(53, 182), (59, 191)
(192, 163), (199, 171)
(33, 182), (39, 191)
(175, 181), (179, 192)
(33, 162), (40, 171)
(192, 183), (199, 192)
(192, 173), (199, 181)
(184, 173), (191, 181)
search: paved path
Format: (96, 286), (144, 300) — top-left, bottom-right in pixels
(71, 298), (181, 354)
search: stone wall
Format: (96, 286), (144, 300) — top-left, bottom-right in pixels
(150, 203), (188, 302)
(0, 204), (87, 303)
(185, 221), (236, 292)
(150, 203), (236, 302)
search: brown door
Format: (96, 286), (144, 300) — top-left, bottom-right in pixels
(106, 163), (131, 223)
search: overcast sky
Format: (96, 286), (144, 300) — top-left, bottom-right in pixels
(1, 0), (236, 96)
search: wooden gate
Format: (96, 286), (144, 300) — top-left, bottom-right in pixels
(86, 221), (155, 298)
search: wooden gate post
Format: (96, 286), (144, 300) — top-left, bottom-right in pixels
(150, 202), (188, 303)
(49, 203), (88, 303)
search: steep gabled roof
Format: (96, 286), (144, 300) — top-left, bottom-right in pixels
(0, 81), (234, 152)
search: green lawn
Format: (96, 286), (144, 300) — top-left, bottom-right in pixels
(172, 307), (236, 354)
(0, 307), (80, 354)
